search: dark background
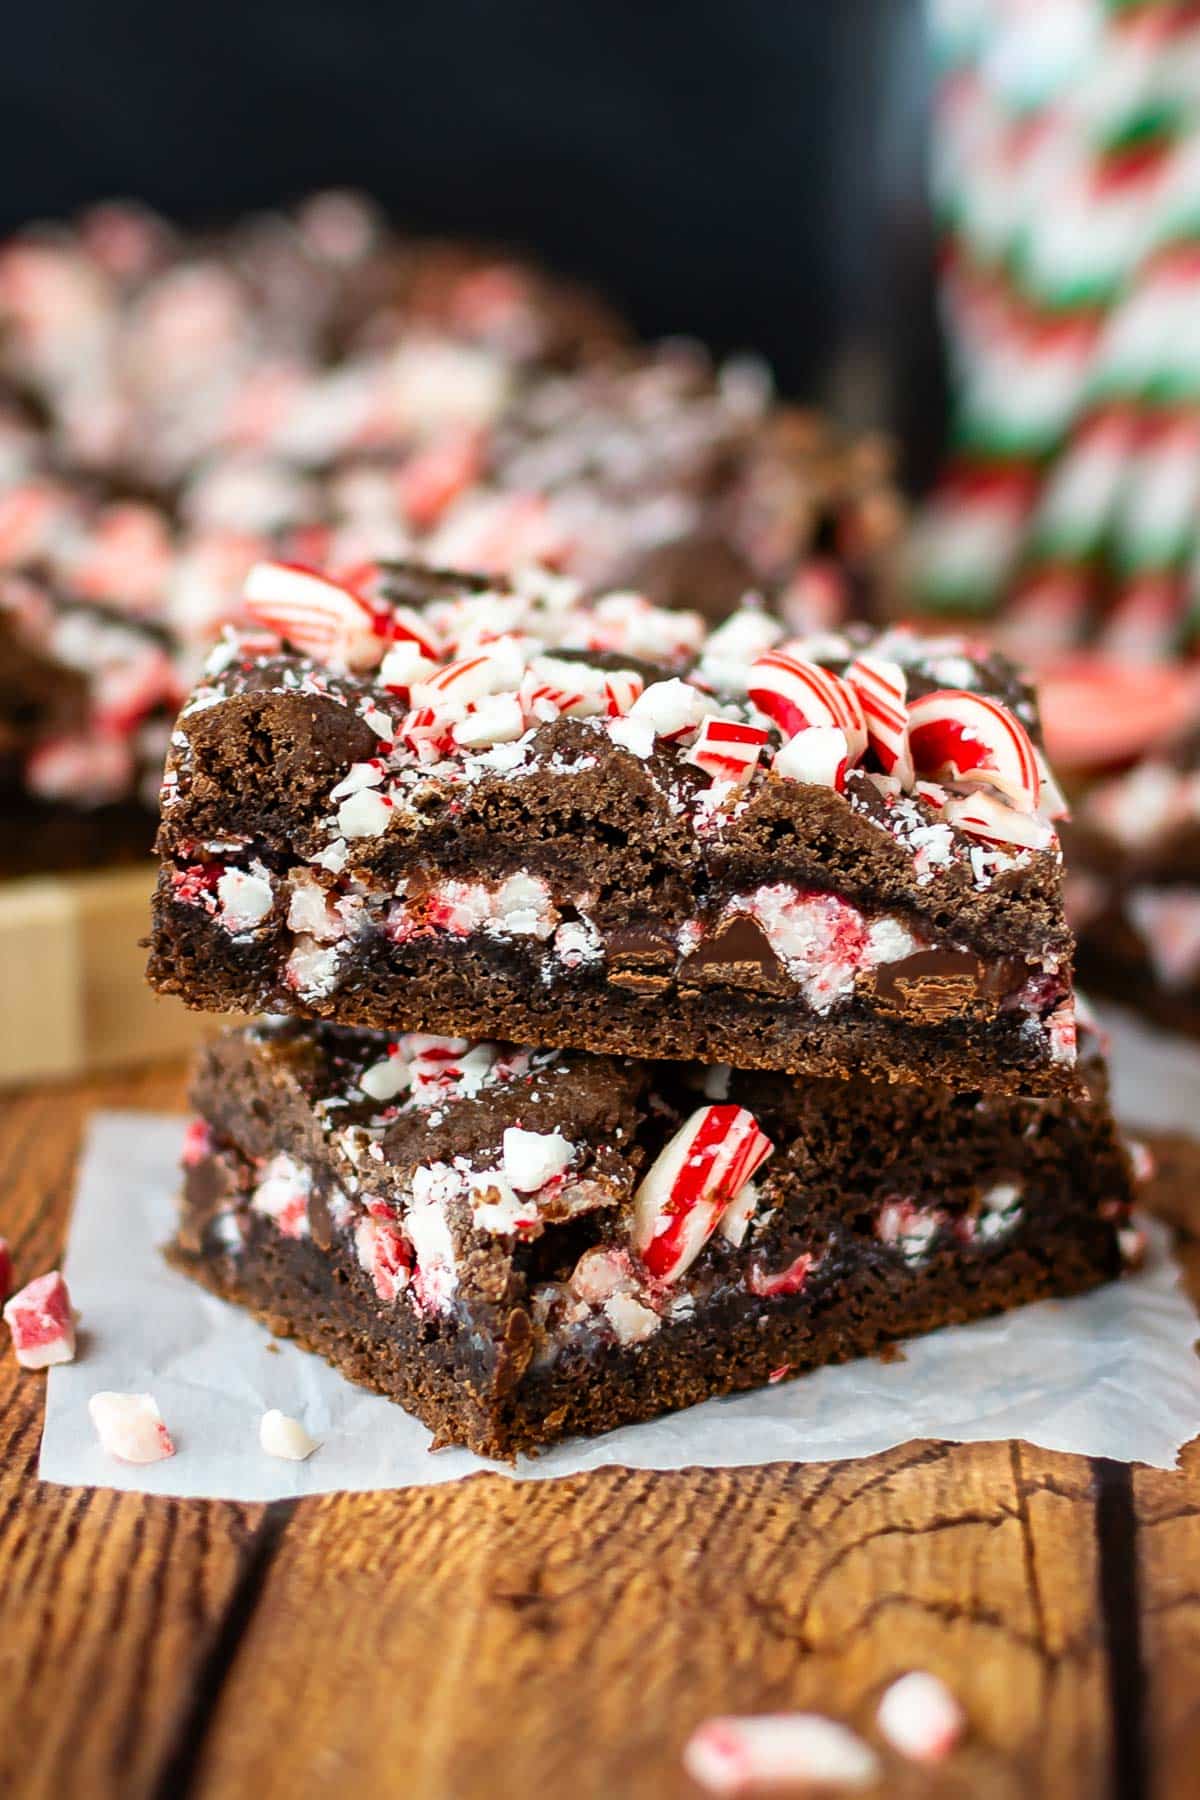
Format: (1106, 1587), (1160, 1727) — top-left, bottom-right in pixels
(4, 0), (943, 481)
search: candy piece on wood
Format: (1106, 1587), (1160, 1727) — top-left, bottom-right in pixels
(683, 1713), (880, 1794)
(632, 1105), (774, 1283)
(3, 1270), (75, 1369)
(907, 688), (1041, 811)
(88, 1392), (176, 1463)
(877, 1671), (965, 1763)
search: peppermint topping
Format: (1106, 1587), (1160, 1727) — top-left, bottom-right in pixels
(632, 1105), (774, 1283)
(502, 1126), (575, 1192)
(168, 563), (1066, 893)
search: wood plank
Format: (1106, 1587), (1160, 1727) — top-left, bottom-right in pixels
(1132, 1132), (1200, 1800)
(0, 1064), (268, 1800)
(0, 866), (215, 1084)
(186, 1441), (1111, 1800)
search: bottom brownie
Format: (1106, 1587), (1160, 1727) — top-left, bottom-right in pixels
(171, 1020), (1136, 1460)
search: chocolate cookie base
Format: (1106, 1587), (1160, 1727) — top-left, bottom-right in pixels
(149, 902), (1075, 1094)
(168, 1018), (1130, 1458)
(170, 1189), (1120, 1462)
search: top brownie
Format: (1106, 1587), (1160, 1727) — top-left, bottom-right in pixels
(147, 559), (1076, 1090)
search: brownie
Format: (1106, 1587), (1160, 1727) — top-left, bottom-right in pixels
(0, 192), (908, 881)
(147, 562), (1078, 1091)
(169, 1016), (1135, 1459)
(1065, 741), (1200, 1035)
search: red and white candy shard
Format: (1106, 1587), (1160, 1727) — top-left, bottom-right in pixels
(748, 1251), (815, 1298)
(772, 724), (850, 791)
(603, 670), (643, 716)
(393, 426), (483, 529)
(683, 1714), (880, 1795)
(907, 689), (1041, 812)
(88, 1391), (176, 1464)
(846, 654), (914, 787)
(3, 1270), (75, 1368)
(876, 1671), (965, 1764)
(412, 640), (524, 709)
(687, 717), (769, 785)
(942, 791), (1057, 852)
(1035, 747), (1070, 822)
(747, 651), (867, 758)
(243, 560), (392, 670)
(632, 1105), (774, 1283)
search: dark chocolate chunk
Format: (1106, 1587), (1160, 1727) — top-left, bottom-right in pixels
(678, 915), (788, 995)
(604, 924), (677, 993)
(868, 948), (1026, 1021)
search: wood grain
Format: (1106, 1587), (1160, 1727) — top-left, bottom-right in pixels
(186, 1445), (1112, 1800)
(1131, 1134), (1200, 1800)
(0, 1065), (264, 1800)
(0, 1073), (1196, 1799)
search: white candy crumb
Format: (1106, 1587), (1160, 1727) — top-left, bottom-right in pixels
(337, 786), (393, 838)
(602, 1291), (661, 1344)
(876, 1671), (964, 1763)
(684, 1713), (880, 1794)
(88, 1392), (176, 1464)
(360, 1051), (411, 1102)
(772, 725), (849, 788)
(607, 716), (655, 759)
(502, 1126), (575, 1192)
(215, 864), (274, 933)
(260, 1409), (320, 1462)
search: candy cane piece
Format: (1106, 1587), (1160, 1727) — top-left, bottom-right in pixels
(747, 652), (867, 758)
(846, 654), (914, 786)
(632, 1106), (774, 1283)
(687, 718), (769, 784)
(907, 689), (1041, 812)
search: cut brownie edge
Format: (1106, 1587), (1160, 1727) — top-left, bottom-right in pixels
(148, 883), (1078, 1093)
(169, 1176), (1120, 1463)
(168, 1019), (1132, 1457)
(149, 573), (1076, 1087)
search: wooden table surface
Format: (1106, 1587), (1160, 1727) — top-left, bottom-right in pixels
(2, 1066), (1199, 1800)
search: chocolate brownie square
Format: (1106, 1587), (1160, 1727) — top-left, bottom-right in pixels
(169, 1015), (1134, 1459)
(148, 561), (1077, 1091)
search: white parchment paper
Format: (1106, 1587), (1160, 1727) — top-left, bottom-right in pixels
(37, 1006), (1200, 1495)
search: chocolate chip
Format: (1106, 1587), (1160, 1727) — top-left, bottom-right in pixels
(868, 948), (1023, 1020)
(678, 915), (788, 995)
(604, 924), (676, 992)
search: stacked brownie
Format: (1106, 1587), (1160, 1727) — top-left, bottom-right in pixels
(149, 558), (1137, 1457)
(0, 192), (903, 878)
